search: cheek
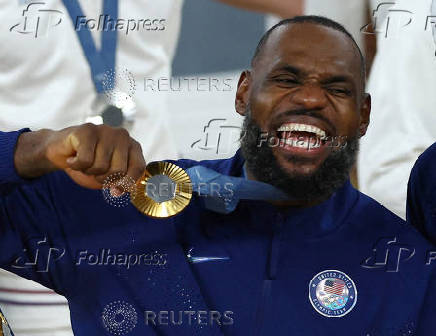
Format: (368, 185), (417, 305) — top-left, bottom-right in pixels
(249, 94), (274, 128)
(335, 105), (361, 136)
(249, 87), (283, 129)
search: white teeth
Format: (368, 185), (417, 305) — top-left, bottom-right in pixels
(277, 123), (326, 138)
(284, 138), (321, 149)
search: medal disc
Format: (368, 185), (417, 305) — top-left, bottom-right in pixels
(0, 311), (7, 336)
(131, 162), (192, 218)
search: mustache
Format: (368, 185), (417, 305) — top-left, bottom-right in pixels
(274, 109), (337, 135)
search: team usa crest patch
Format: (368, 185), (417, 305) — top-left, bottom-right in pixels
(308, 270), (357, 318)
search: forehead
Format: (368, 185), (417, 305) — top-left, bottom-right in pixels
(257, 23), (361, 81)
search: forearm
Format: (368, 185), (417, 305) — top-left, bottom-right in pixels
(14, 129), (57, 179)
(216, 0), (303, 18)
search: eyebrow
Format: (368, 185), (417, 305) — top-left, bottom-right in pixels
(320, 75), (354, 86)
(272, 64), (357, 89)
(272, 65), (304, 76)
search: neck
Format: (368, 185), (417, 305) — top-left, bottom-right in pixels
(244, 165), (331, 208)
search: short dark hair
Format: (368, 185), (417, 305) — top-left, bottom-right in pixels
(251, 15), (366, 87)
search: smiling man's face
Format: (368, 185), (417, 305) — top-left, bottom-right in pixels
(237, 21), (371, 203)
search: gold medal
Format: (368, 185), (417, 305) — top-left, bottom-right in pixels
(0, 311), (7, 336)
(131, 162), (192, 218)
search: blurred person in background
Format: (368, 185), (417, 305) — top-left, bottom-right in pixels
(407, 142), (436, 245)
(358, 0), (436, 219)
(0, 0), (305, 335)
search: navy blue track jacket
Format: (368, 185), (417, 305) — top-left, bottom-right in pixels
(1, 130), (435, 335)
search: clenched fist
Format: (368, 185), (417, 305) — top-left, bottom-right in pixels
(14, 124), (147, 189)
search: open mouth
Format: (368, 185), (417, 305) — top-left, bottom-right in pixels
(276, 123), (328, 150)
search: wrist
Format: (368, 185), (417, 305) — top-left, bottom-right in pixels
(14, 129), (57, 178)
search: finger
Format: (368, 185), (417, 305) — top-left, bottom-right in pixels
(65, 168), (103, 190)
(84, 139), (115, 176)
(94, 142), (129, 184)
(126, 141), (146, 182)
(66, 127), (98, 171)
(109, 140), (129, 174)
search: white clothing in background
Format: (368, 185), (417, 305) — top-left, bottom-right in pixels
(0, 0), (183, 334)
(304, 0), (367, 49)
(358, 0), (436, 219)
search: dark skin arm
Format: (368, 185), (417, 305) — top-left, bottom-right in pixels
(14, 124), (146, 189)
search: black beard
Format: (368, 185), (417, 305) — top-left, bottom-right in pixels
(240, 111), (359, 202)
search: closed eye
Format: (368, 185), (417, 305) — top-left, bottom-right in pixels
(326, 87), (352, 96)
(273, 77), (300, 85)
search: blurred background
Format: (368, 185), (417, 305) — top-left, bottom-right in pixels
(169, 0), (263, 160)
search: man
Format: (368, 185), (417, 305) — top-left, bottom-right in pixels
(0, 16), (435, 335)
(407, 143), (436, 246)
(0, 1), (303, 334)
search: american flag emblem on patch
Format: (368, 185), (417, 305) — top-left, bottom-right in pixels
(324, 279), (345, 295)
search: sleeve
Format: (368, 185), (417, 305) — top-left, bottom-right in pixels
(0, 130), (77, 298)
(407, 146), (436, 246)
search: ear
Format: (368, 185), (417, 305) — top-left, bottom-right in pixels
(235, 70), (251, 116)
(359, 93), (371, 138)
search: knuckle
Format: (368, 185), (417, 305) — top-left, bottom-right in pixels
(78, 156), (93, 168)
(132, 163), (145, 176)
(87, 163), (110, 175)
(82, 123), (97, 133)
(117, 127), (130, 138)
(95, 162), (111, 172)
(130, 140), (143, 152)
(108, 167), (125, 176)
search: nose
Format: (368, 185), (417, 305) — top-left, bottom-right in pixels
(291, 84), (328, 110)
